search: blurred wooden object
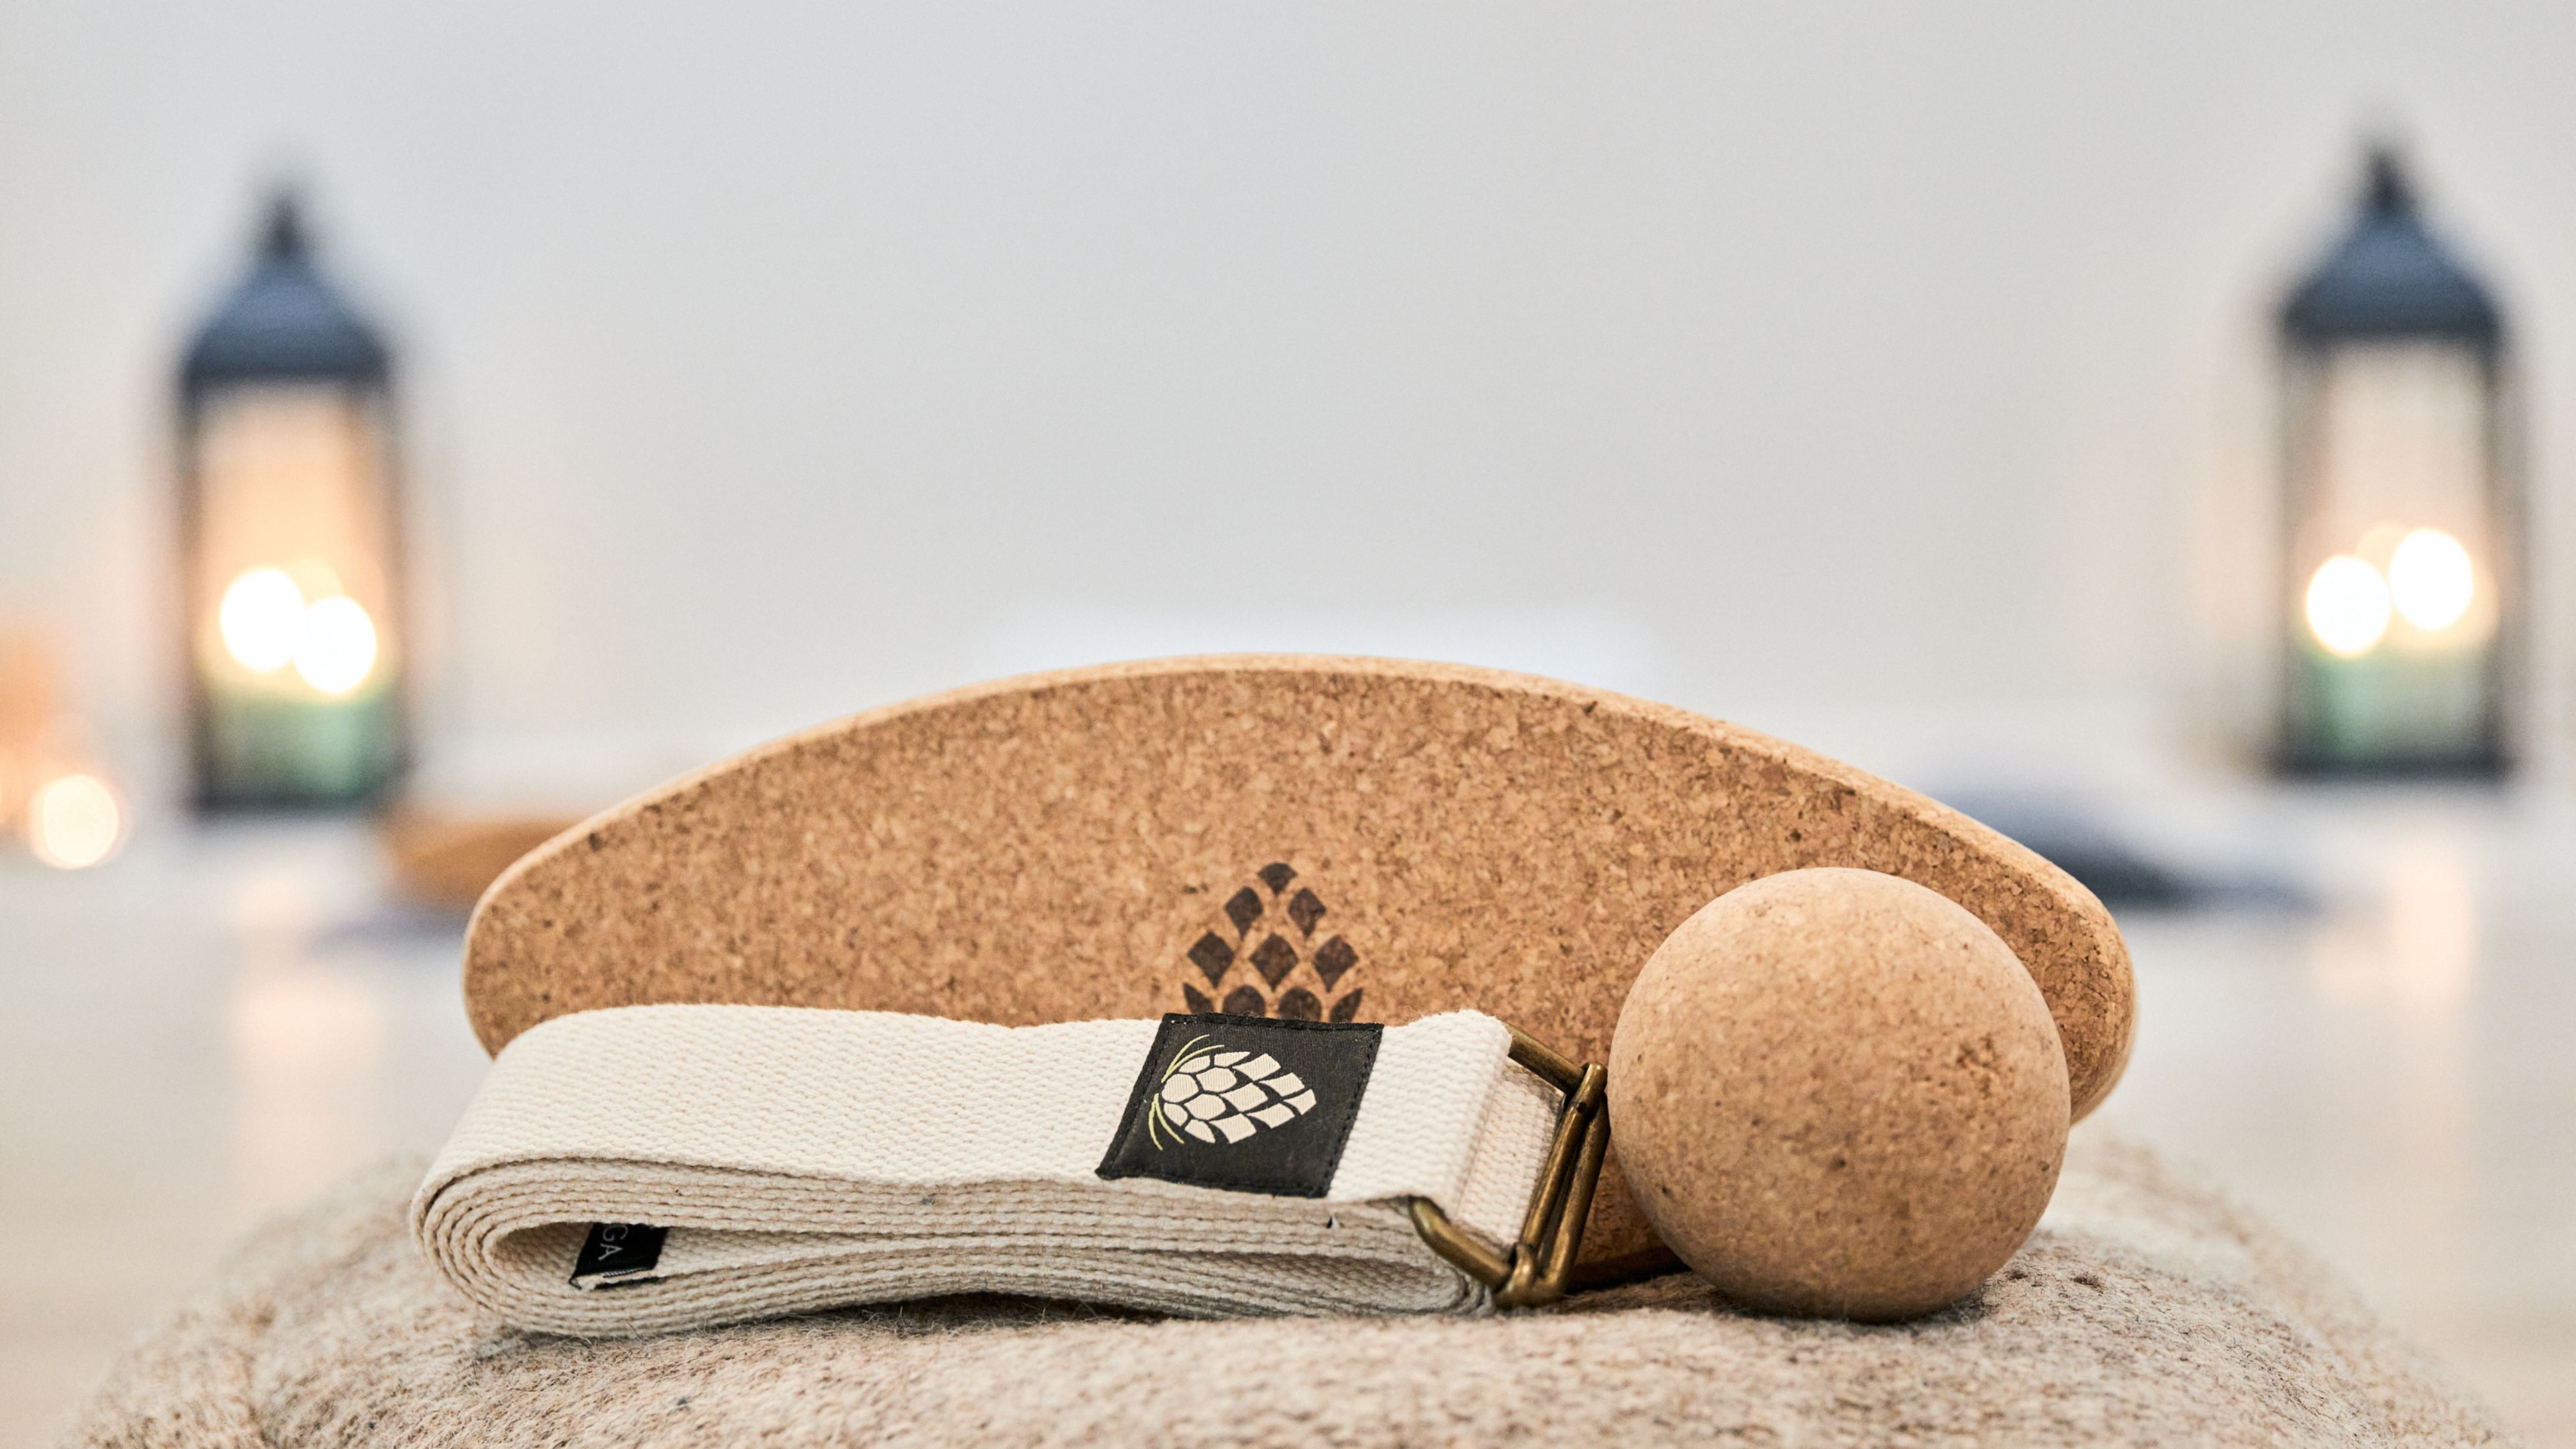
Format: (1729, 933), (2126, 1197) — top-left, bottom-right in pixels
(381, 809), (580, 914)
(0, 628), (62, 833)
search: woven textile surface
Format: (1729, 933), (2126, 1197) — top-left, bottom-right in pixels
(66, 1128), (2517, 1448)
(415, 1007), (1560, 1330)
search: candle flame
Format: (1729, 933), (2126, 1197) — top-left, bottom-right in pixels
(292, 596), (378, 696)
(2305, 555), (2392, 658)
(218, 568), (307, 672)
(2386, 527), (2475, 633)
(28, 771), (123, 869)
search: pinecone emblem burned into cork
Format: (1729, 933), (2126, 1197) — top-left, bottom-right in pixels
(1150, 1036), (1318, 1147)
(1181, 861), (1365, 1022)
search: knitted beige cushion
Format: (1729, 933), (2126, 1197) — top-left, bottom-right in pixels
(64, 1129), (2514, 1448)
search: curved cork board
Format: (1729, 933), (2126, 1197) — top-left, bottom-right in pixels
(464, 656), (2134, 1281)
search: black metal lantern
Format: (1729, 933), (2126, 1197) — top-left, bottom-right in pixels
(2275, 148), (2516, 776)
(178, 192), (409, 809)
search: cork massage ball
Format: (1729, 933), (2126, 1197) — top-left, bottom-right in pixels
(1608, 867), (2070, 1321)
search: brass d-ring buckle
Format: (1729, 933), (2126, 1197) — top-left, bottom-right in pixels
(1407, 1024), (1609, 1309)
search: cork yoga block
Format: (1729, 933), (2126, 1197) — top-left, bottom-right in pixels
(464, 655), (2135, 1279)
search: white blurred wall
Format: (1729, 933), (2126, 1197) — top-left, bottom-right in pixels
(3, 2), (2573, 804)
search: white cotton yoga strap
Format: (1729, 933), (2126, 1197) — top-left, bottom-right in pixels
(413, 1005), (1564, 1336)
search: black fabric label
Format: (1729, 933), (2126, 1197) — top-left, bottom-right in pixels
(570, 1222), (667, 1287)
(1095, 1014), (1381, 1198)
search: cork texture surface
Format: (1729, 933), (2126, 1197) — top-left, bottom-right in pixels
(463, 656), (2135, 1274)
(1609, 869), (2071, 1319)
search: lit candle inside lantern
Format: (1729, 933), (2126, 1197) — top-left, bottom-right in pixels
(2275, 149), (2515, 775)
(211, 565), (382, 696)
(178, 193), (409, 809)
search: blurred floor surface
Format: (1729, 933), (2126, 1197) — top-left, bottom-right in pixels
(1, 796), (2571, 1446)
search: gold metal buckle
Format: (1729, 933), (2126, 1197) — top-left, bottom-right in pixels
(1407, 1024), (1609, 1309)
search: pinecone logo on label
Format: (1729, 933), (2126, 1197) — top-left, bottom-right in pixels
(1181, 861), (1365, 1023)
(1148, 1035), (1318, 1148)
(1098, 1013), (1384, 1197)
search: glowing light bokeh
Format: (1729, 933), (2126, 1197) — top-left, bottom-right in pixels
(2306, 554), (2392, 658)
(28, 772), (123, 869)
(292, 596), (378, 695)
(217, 568), (307, 672)
(2387, 527), (2475, 633)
